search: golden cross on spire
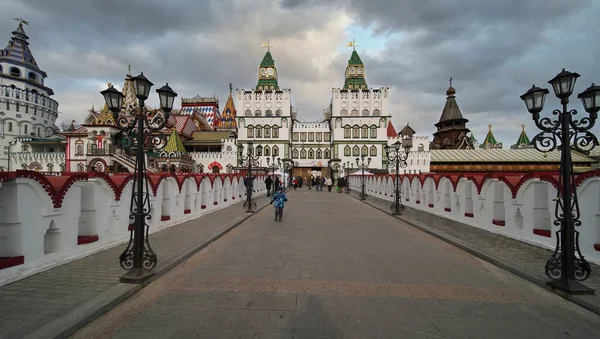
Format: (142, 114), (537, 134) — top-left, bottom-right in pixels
(13, 17), (29, 26)
(346, 39), (357, 50)
(261, 40), (271, 50)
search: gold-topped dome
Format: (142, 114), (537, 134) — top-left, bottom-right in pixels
(446, 77), (456, 96)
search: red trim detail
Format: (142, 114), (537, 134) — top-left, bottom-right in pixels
(184, 209), (191, 214)
(232, 197), (235, 200)
(594, 244), (600, 252)
(161, 215), (171, 221)
(213, 202), (218, 205)
(533, 229), (551, 238)
(77, 235), (99, 245)
(465, 212), (474, 218)
(428, 204), (434, 208)
(492, 219), (505, 226)
(15, 171), (88, 208)
(201, 205), (206, 209)
(224, 199), (227, 202)
(0, 256), (24, 270)
(444, 208), (451, 212)
(416, 200), (420, 204)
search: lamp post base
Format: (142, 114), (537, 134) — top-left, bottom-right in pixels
(120, 267), (155, 284)
(548, 278), (595, 295)
(245, 210), (255, 214)
(392, 210), (403, 216)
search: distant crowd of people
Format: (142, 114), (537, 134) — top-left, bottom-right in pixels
(290, 175), (347, 193)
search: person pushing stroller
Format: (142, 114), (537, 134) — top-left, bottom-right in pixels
(270, 186), (288, 221)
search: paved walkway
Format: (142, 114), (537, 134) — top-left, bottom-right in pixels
(347, 190), (600, 315)
(72, 189), (600, 338)
(0, 196), (269, 339)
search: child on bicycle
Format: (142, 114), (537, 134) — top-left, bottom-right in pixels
(270, 186), (288, 221)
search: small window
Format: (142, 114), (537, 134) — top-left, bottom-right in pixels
(352, 127), (359, 138)
(37, 127), (41, 136)
(76, 144), (83, 155)
(308, 132), (314, 142)
(316, 149), (322, 158)
(370, 146), (377, 156)
(324, 132), (330, 141)
(340, 109), (348, 116)
(255, 109), (262, 116)
(266, 109), (273, 116)
(24, 125), (28, 134)
(300, 132), (306, 142)
(9, 67), (21, 77)
(324, 149), (330, 159)
(361, 146), (368, 156)
(370, 127), (377, 138)
(300, 149), (306, 159)
(272, 146), (279, 156)
(275, 109), (282, 116)
(418, 143), (424, 152)
(361, 126), (369, 138)
(292, 132), (299, 141)
(226, 145), (232, 152)
(256, 145), (263, 156)
(264, 146), (270, 156)
(256, 127), (262, 138)
(292, 149), (299, 158)
(272, 127), (279, 138)
(245, 110), (252, 116)
(0, 65), (2, 73)
(264, 126), (271, 138)
(28, 72), (38, 83)
(344, 146), (351, 156)
(362, 109), (369, 116)
(316, 133), (322, 142)
(352, 145), (359, 156)
(351, 109), (358, 116)
(344, 127), (351, 138)
(8, 122), (13, 132)
(373, 109), (381, 116)
(247, 126), (254, 137)
(308, 149), (314, 159)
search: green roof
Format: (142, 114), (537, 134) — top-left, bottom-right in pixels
(348, 50), (363, 65)
(515, 125), (531, 146)
(260, 51), (275, 67)
(164, 129), (187, 154)
(482, 125), (498, 147)
(256, 78), (279, 91)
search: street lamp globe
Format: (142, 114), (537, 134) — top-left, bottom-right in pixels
(548, 68), (580, 99)
(384, 145), (391, 156)
(237, 144), (244, 157)
(520, 85), (550, 115)
(367, 157), (372, 165)
(156, 83), (178, 113)
(393, 140), (402, 152)
(355, 157), (359, 166)
(132, 72), (154, 101)
(100, 85), (124, 114)
(577, 83), (600, 116)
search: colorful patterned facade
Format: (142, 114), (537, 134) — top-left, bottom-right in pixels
(219, 84), (237, 130)
(180, 95), (221, 128)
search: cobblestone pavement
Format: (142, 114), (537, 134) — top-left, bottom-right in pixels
(73, 188), (600, 338)
(348, 190), (600, 315)
(0, 196), (269, 339)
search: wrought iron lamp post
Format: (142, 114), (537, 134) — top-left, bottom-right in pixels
(355, 155), (371, 200)
(6, 138), (18, 171)
(520, 69), (599, 295)
(342, 161), (353, 193)
(384, 137), (412, 215)
(266, 155), (281, 193)
(101, 73), (177, 284)
(238, 141), (260, 213)
(282, 159), (292, 189)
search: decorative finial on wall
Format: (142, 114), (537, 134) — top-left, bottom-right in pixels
(488, 124), (492, 130)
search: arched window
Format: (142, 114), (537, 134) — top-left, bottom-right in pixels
(370, 126), (377, 138)
(226, 164), (233, 174)
(316, 149), (322, 159)
(37, 127), (41, 136)
(0, 65), (2, 73)
(265, 109), (273, 116)
(9, 67), (21, 77)
(324, 149), (330, 159)
(272, 126), (279, 138)
(197, 164), (204, 173)
(226, 145), (232, 152)
(255, 126), (262, 138)
(292, 148), (298, 158)
(308, 149), (314, 159)
(264, 145), (270, 156)
(344, 146), (351, 156)
(418, 143), (424, 152)
(24, 124), (28, 134)
(351, 109), (358, 116)
(275, 109), (282, 116)
(370, 146), (377, 156)
(247, 126), (254, 137)
(361, 145), (368, 156)
(245, 109), (252, 116)
(352, 126), (359, 138)
(59, 163), (65, 172)
(264, 125), (271, 138)
(76, 144), (84, 155)
(373, 109), (381, 116)
(8, 122), (13, 132)
(361, 126), (368, 138)
(47, 163), (54, 171)
(256, 145), (263, 156)
(344, 126), (351, 138)
(28, 72), (38, 83)
(352, 145), (359, 156)
(341, 109), (348, 116)
(272, 145), (279, 156)
(255, 109), (262, 116)
(21, 163), (27, 170)
(300, 149), (307, 159)
(362, 109), (369, 116)
(77, 163), (85, 172)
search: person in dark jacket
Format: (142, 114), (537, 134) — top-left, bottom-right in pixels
(274, 176), (281, 191)
(265, 176), (273, 197)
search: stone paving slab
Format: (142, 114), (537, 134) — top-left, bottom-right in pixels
(348, 190), (600, 316)
(72, 189), (600, 338)
(0, 196), (269, 339)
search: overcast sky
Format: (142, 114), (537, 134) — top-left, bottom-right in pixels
(2, 0), (598, 145)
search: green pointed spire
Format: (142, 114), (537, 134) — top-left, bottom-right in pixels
(164, 128), (187, 154)
(256, 50), (279, 91)
(482, 124), (500, 149)
(515, 124), (531, 146)
(260, 50), (275, 67)
(343, 49), (368, 90)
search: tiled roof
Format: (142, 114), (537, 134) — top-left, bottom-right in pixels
(386, 121), (398, 137)
(348, 50), (363, 65)
(160, 114), (197, 138)
(399, 124), (415, 136)
(438, 86), (465, 123)
(164, 128), (187, 154)
(430, 149), (595, 163)
(180, 105), (220, 127)
(220, 92), (237, 129)
(190, 131), (233, 141)
(0, 22), (46, 77)
(514, 124), (531, 147)
(260, 50), (275, 67)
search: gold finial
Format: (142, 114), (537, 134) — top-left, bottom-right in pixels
(261, 40), (271, 50)
(346, 39), (357, 50)
(13, 17), (29, 26)
(107, 82), (112, 87)
(521, 124), (525, 131)
(488, 124), (492, 131)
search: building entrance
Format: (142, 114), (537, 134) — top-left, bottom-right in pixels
(292, 167), (330, 179)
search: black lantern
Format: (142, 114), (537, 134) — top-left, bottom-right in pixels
(577, 83), (600, 116)
(156, 83), (177, 113)
(237, 144), (244, 157)
(132, 72), (154, 101)
(101, 85), (124, 114)
(548, 68), (580, 99)
(520, 85), (550, 114)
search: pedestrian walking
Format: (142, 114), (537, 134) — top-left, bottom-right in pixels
(270, 186), (288, 221)
(326, 177), (333, 192)
(265, 175), (273, 197)
(293, 178), (298, 190)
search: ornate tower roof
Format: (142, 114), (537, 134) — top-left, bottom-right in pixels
(343, 48), (368, 90)
(220, 82), (237, 129)
(515, 124), (531, 146)
(387, 121), (398, 137)
(481, 124), (502, 149)
(163, 128), (187, 155)
(256, 49), (279, 91)
(399, 123), (416, 137)
(437, 80), (466, 124)
(0, 18), (47, 77)
(122, 66), (139, 112)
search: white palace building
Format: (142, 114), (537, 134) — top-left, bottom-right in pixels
(1, 19), (430, 178)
